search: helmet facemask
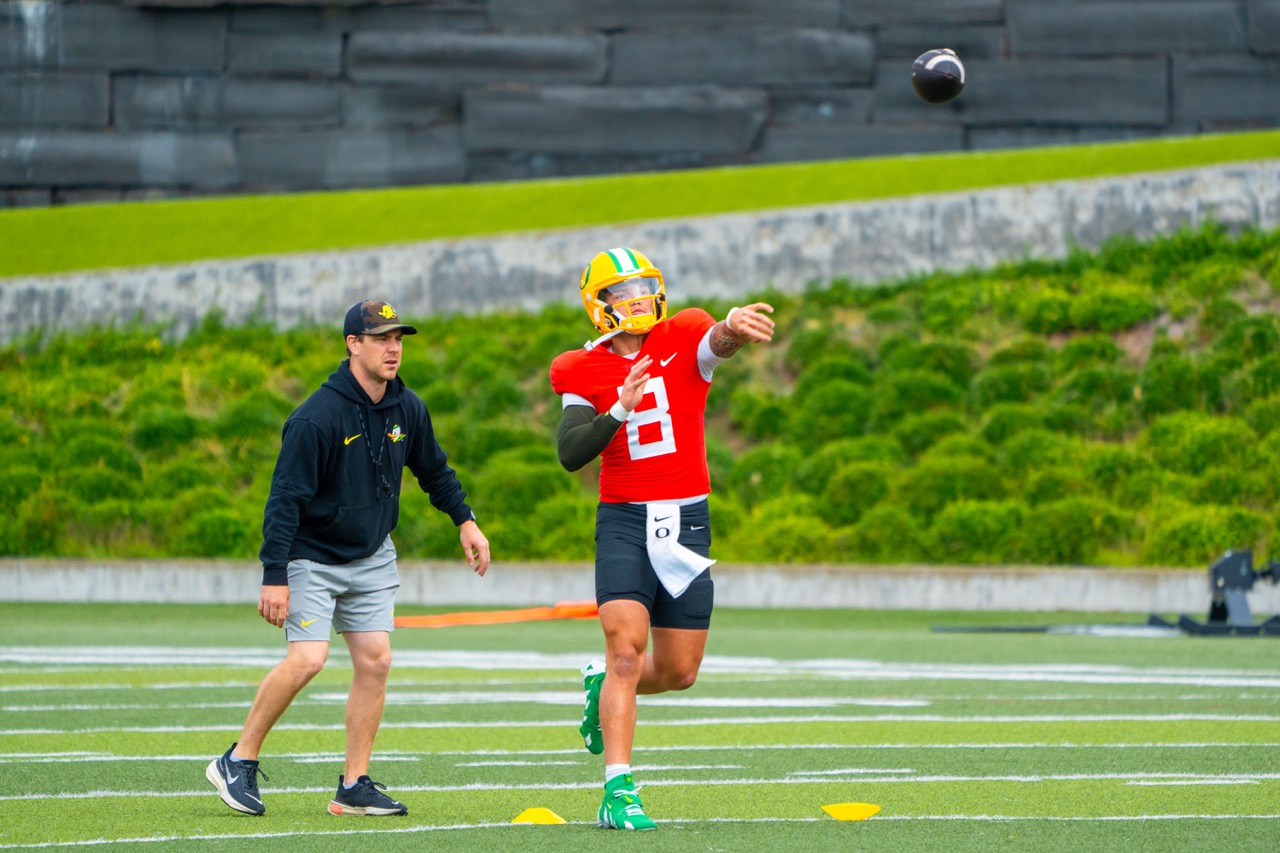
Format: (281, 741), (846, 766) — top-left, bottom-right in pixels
(580, 248), (667, 338)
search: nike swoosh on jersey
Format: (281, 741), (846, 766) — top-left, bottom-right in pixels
(660, 353), (677, 367)
(301, 619), (317, 627)
(344, 434), (361, 445)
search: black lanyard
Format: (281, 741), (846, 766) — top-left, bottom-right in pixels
(355, 404), (393, 495)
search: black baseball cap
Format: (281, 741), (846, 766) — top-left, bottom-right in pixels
(343, 301), (418, 338)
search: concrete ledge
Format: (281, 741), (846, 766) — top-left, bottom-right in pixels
(4, 558), (1279, 615)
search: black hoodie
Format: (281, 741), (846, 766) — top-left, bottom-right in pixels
(258, 360), (474, 585)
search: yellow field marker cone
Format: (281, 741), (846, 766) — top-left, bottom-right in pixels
(822, 802), (881, 821)
(512, 807), (568, 825)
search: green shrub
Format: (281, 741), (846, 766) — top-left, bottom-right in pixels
(996, 429), (1083, 478)
(175, 507), (261, 557)
(726, 443), (804, 509)
(1141, 412), (1258, 475)
(868, 369), (964, 427)
(919, 282), (981, 334)
(1138, 355), (1199, 417)
(1244, 394), (1280, 436)
(896, 456), (1004, 520)
(519, 492), (597, 560)
(725, 496), (843, 562)
(422, 380), (463, 415)
(793, 436), (906, 495)
(1081, 443), (1151, 494)
(58, 468), (139, 504)
(848, 504), (928, 563)
(918, 434), (991, 462)
(1141, 503), (1267, 567)
(728, 388), (789, 441)
(1229, 353), (1280, 406)
(1020, 466), (1095, 506)
(62, 434), (143, 480)
(880, 340), (979, 388)
(1057, 333), (1124, 371)
(444, 420), (543, 468)
(1195, 465), (1273, 509)
(191, 352), (269, 400)
(988, 337), (1052, 367)
(792, 356), (873, 396)
(784, 323), (862, 373)
(786, 380), (871, 449)
(211, 393), (292, 442)
(464, 371), (526, 419)
(6, 489), (64, 554)
(706, 435), (734, 494)
(1200, 297), (1249, 344)
(131, 407), (200, 453)
(0, 465), (41, 514)
(1015, 497), (1132, 564)
(973, 363), (1052, 407)
(1067, 283), (1158, 332)
(1212, 314), (1280, 363)
(927, 500), (1025, 564)
(1112, 468), (1198, 509)
(818, 462), (893, 527)
(980, 403), (1043, 445)
(1016, 288), (1074, 334)
(1057, 365), (1138, 412)
(892, 410), (967, 456)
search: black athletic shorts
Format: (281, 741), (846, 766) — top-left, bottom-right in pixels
(594, 499), (714, 630)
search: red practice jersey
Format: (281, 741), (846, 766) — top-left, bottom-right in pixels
(550, 308), (717, 503)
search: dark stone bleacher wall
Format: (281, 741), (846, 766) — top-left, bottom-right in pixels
(1, 0), (1278, 207)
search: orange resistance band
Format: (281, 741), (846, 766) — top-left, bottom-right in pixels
(393, 599), (599, 628)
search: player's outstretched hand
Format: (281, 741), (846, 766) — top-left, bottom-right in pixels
(460, 519), (490, 576)
(728, 302), (775, 343)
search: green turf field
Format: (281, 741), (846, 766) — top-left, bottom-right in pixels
(0, 603), (1277, 851)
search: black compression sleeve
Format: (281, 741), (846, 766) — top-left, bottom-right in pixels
(557, 404), (625, 471)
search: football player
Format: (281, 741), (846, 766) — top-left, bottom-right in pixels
(549, 247), (775, 830)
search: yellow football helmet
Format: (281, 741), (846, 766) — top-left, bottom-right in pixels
(579, 247), (667, 336)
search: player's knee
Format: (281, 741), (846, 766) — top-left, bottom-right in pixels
(668, 667), (698, 691)
(285, 650), (328, 681)
(609, 648), (646, 681)
(358, 649), (392, 680)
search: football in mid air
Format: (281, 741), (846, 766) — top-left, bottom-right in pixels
(911, 49), (965, 104)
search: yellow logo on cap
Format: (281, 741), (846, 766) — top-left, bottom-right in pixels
(380, 304), (398, 319)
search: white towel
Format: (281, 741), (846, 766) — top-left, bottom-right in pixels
(645, 503), (715, 598)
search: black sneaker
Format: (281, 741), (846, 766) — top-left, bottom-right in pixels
(328, 774), (409, 816)
(205, 743), (267, 815)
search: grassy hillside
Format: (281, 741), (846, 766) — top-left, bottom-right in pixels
(3, 222), (1279, 568)
(0, 129), (1277, 278)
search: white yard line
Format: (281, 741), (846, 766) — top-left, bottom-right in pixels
(4, 712), (1280, 737)
(3, 813), (1280, 848)
(5, 772), (1280, 802)
(2, 647), (1279, 689)
(3, 740), (1277, 764)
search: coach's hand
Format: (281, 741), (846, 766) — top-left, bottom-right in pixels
(460, 519), (491, 577)
(259, 584), (289, 628)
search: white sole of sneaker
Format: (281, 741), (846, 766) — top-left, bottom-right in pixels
(205, 759), (263, 816)
(327, 800), (408, 816)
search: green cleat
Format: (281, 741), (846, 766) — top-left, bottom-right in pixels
(597, 774), (656, 831)
(579, 660), (605, 755)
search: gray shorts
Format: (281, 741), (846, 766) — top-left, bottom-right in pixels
(285, 536), (400, 641)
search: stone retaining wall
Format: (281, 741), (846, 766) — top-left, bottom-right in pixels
(7, 557), (1280, 615)
(2, 160), (1275, 343)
